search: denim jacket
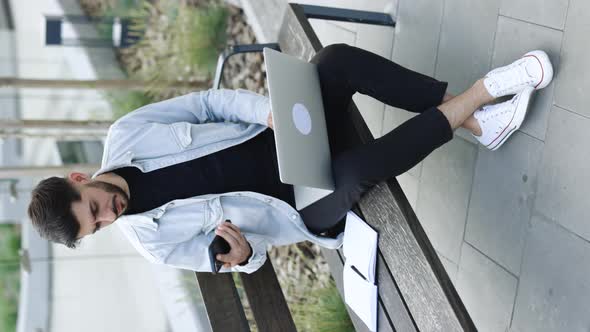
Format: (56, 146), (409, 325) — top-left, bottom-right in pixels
(93, 89), (344, 274)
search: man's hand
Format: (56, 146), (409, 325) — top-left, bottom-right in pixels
(215, 221), (252, 268)
(267, 111), (274, 130)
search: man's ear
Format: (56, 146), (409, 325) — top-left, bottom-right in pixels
(68, 172), (90, 184)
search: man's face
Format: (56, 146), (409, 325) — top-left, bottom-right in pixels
(71, 180), (129, 239)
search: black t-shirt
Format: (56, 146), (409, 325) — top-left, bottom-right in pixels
(112, 129), (295, 215)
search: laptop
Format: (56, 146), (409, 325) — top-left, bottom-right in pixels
(263, 47), (334, 210)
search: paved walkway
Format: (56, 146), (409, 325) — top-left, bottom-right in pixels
(290, 0), (590, 331)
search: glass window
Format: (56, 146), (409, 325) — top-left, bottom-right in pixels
(0, 0), (14, 30)
(57, 141), (103, 165)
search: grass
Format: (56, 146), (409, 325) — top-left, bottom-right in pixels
(105, 90), (155, 120)
(84, 0), (229, 118)
(0, 224), (22, 332)
(233, 271), (353, 332)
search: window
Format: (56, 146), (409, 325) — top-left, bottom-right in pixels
(57, 141), (103, 164)
(0, 0), (14, 30)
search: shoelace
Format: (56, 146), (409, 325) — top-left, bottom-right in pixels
(488, 59), (535, 94)
(478, 96), (518, 122)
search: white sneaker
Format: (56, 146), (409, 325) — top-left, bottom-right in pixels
(484, 50), (553, 98)
(473, 87), (534, 151)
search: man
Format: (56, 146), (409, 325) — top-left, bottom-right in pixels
(28, 44), (553, 273)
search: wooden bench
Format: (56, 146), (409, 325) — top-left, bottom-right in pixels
(196, 3), (477, 331)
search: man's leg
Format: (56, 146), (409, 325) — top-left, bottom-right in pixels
(301, 43), (457, 234)
(311, 44), (481, 138)
(312, 44), (449, 113)
(300, 77), (493, 234)
(300, 44), (550, 233)
(309, 43), (453, 158)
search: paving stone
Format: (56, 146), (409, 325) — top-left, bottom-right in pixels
(465, 131), (544, 275)
(491, 16), (563, 141)
(416, 137), (477, 262)
(435, 0), (500, 95)
(454, 127), (479, 145)
(511, 215), (590, 331)
(382, 106), (417, 133)
(499, 0), (569, 30)
(353, 95), (385, 138)
(391, 0), (444, 77)
(396, 172), (419, 210)
(437, 250), (459, 284)
(308, 20), (357, 47)
(306, 21), (387, 137)
(534, 106), (590, 242)
(553, 0), (590, 118)
(456, 243), (518, 332)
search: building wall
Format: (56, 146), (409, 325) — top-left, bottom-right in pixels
(8, 1), (170, 331)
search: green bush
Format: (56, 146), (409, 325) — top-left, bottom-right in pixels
(104, 90), (155, 119)
(0, 225), (21, 332)
(0, 226), (20, 257)
(170, 5), (228, 75)
(94, 0), (148, 41)
(118, 0), (228, 100)
(90, 0), (229, 114)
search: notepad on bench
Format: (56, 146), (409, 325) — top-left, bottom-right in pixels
(342, 211), (378, 332)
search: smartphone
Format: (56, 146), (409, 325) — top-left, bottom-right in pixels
(208, 219), (232, 274)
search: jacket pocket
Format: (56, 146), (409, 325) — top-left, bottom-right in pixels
(170, 122), (193, 149)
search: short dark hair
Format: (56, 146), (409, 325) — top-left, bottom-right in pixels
(27, 177), (82, 248)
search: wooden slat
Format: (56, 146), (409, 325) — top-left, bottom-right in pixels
(374, 250), (419, 332)
(240, 258), (297, 332)
(358, 182), (477, 331)
(196, 272), (250, 332)
(386, 179), (476, 330)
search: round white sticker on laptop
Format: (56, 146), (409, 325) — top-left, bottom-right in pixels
(292, 103), (312, 135)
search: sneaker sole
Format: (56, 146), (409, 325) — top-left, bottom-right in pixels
(523, 50), (553, 90)
(487, 88), (533, 151)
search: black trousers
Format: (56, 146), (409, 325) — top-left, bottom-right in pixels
(298, 44), (454, 235)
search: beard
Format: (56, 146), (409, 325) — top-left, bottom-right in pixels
(87, 180), (130, 215)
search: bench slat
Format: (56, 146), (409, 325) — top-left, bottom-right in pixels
(196, 272), (250, 331)
(240, 258), (298, 332)
(358, 181), (476, 331)
(374, 250), (418, 332)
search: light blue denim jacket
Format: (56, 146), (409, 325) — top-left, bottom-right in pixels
(93, 89), (343, 274)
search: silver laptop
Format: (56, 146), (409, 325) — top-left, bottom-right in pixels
(263, 47), (334, 210)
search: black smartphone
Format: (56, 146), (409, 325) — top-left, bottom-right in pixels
(208, 219), (232, 274)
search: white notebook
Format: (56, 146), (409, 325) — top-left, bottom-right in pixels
(342, 211), (379, 332)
